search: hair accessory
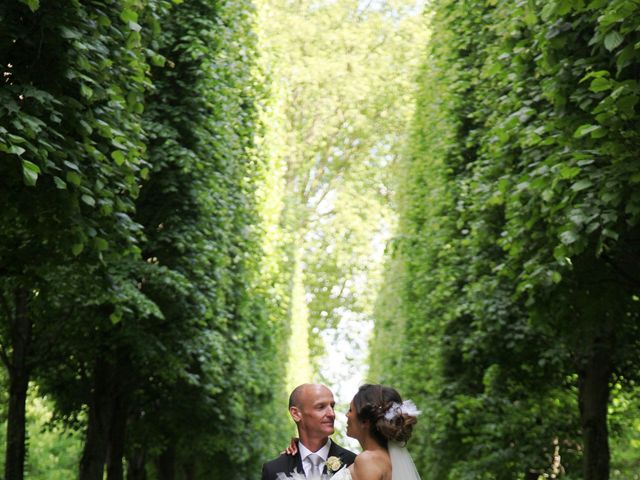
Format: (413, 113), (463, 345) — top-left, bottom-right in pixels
(383, 400), (422, 421)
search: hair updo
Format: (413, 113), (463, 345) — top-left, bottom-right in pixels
(352, 384), (417, 446)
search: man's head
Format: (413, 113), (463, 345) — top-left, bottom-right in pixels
(289, 383), (336, 444)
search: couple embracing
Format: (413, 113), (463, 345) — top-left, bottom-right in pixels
(261, 383), (421, 480)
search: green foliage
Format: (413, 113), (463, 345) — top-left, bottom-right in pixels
(255, 0), (427, 388)
(1, 0), (289, 478)
(609, 382), (640, 479)
(0, 0), (149, 263)
(371, 0), (640, 478)
(124, 1), (291, 474)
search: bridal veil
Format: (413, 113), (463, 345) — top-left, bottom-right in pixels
(389, 441), (421, 480)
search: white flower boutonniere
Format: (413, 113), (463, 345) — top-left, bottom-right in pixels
(325, 456), (343, 474)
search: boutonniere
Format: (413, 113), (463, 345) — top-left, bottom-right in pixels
(325, 456), (343, 474)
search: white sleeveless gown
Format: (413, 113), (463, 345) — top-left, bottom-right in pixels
(331, 467), (352, 480)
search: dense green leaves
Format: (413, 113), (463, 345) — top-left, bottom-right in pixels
(5, 0), (639, 478)
(1, 0), (289, 478)
(371, 0), (640, 479)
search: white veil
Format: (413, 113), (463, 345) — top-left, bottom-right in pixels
(389, 441), (421, 480)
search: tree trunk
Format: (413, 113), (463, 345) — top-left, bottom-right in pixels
(183, 462), (196, 480)
(4, 288), (32, 480)
(107, 395), (127, 480)
(156, 446), (176, 480)
(126, 449), (147, 480)
(578, 340), (612, 480)
(80, 355), (116, 480)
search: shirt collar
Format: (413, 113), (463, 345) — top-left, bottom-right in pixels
(298, 438), (332, 462)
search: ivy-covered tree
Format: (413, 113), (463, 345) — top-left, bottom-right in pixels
(126, 0), (289, 476)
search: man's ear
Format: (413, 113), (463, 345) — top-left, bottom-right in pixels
(290, 406), (302, 423)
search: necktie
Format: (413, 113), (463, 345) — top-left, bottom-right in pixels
(307, 453), (323, 479)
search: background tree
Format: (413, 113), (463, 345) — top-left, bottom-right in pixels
(371, 1), (640, 480)
(254, 0), (427, 396)
(1, 1), (149, 478)
(1, 1), (290, 479)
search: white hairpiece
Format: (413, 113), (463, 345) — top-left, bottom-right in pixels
(384, 400), (422, 421)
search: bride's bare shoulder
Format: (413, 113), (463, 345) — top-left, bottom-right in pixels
(351, 450), (391, 480)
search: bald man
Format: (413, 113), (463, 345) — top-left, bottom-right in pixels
(261, 384), (356, 479)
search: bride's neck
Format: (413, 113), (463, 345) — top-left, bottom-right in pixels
(359, 434), (385, 452)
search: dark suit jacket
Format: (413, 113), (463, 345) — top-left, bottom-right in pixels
(261, 440), (356, 480)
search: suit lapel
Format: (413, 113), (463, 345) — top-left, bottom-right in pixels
(328, 441), (348, 460)
(291, 451), (304, 475)
(324, 441), (347, 475)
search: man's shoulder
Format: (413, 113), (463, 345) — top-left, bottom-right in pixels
(261, 452), (299, 480)
(263, 452), (292, 469)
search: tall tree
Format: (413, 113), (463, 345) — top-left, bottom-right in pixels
(371, 0), (640, 479)
(123, 0), (290, 476)
(2, 1), (290, 479)
(0, 1), (148, 478)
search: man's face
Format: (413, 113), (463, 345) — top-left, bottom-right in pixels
(291, 385), (336, 440)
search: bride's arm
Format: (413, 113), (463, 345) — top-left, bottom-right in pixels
(280, 437), (298, 455)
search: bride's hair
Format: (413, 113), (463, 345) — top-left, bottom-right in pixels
(353, 384), (417, 446)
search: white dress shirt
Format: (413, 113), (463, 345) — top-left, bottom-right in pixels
(298, 439), (332, 477)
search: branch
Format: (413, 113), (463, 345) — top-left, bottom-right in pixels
(602, 253), (640, 290)
(0, 341), (10, 370)
(336, 277), (349, 300)
(315, 209), (336, 219)
(0, 290), (13, 321)
(308, 179), (337, 212)
(0, 291), (13, 370)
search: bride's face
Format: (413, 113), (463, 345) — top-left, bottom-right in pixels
(345, 400), (364, 440)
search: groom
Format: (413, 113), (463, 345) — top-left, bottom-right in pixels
(261, 384), (357, 479)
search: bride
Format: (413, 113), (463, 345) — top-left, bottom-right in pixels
(282, 384), (422, 480)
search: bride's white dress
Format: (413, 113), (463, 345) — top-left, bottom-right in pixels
(331, 467), (352, 480)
